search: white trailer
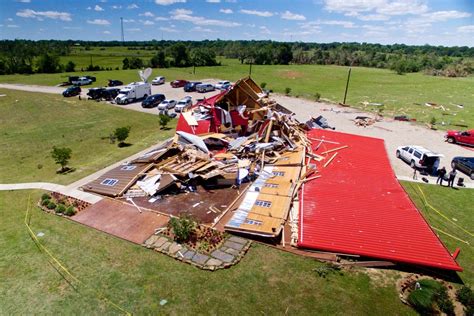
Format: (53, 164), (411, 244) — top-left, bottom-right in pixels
(115, 82), (151, 105)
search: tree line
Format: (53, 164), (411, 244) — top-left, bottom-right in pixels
(0, 39), (472, 76)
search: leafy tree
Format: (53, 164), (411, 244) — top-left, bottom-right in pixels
(36, 53), (62, 73)
(150, 50), (167, 68)
(158, 114), (171, 129)
(64, 60), (75, 72)
(51, 146), (72, 172)
(169, 43), (190, 67)
(128, 57), (144, 69)
(114, 126), (131, 146)
(122, 57), (130, 70)
(190, 48), (218, 66)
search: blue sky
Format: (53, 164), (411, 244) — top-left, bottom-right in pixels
(1, 0), (473, 46)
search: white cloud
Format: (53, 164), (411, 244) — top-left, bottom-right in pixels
(170, 8), (241, 27)
(127, 4), (139, 9)
(16, 9), (72, 21)
(317, 19), (356, 28)
(103, 30), (111, 34)
(206, 0), (220, 2)
(458, 25), (474, 33)
(323, 0), (428, 16)
(140, 11), (155, 17)
(192, 26), (216, 32)
(159, 26), (178, 32)
(142, 20), (155, 25)
(240, 9), (273, 17)
(63, 26), (82, 30)
(87, 19), (110, 25)
(260, 26), (271, 34)
(87, 6), (92, 10)
(220, 9), (233, 14)
(123, 19), (135, 23)
(299, 21), (322, 33)
(111, 5), (122, 9)
(422, 10), (471, 22)
(7, 18), (13, 21)
(100, 0), (107, 2)
(7, 24), (20, 28)
(155, 17), (169, 21)
(94, 5), (104, 11)
(281, 10), (306, 21)
(126, 27), (141, 31)
(155, 0), (186, 5)
(16, 0), (31, 3)
(357, 14), (389, 21)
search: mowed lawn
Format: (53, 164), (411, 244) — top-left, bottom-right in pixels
(401, 182), (474, 284)
(0, 89), (176, 184)
(0, 58), (472, 129)
(0, 190), (414, 315)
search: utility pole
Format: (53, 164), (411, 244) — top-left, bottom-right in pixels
(249, 60), (253, 77)
(343, 67), (351, 105)
(120, 17), (124, 44)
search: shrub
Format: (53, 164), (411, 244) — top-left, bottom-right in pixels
(41, 193), (51, 201)
(260, 82), (267, 89)
(114, 126), (131, 146)
(169, 216), (195, 243)
(47, 201), (56, 210)
(64, 206), (76, 216)
(314, 92), (321, 101)
(284, 87), (291, 95)
(41, 198), (50, 206)
(51, 146), (72, 172)
(457, 286), (474, 311)
(159, 114), (171, 130)
(430, 116), (437, 125)
(55, 204), (66, 214)
(408, 280), (454, 315)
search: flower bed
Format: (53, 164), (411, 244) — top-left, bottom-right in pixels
(161, 223), (226, 254)
(38, 192), (90, 217)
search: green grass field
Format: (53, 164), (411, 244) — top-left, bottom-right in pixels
(0, 88), (176, 184)
(0, 190), (414, 315)
(0, 57), (472, 129)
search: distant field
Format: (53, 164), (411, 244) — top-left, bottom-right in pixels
(0, 89), (176, 184)
(0, 56), (473, 129)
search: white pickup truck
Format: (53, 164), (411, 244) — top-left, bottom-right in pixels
(115, 82), (151, 105)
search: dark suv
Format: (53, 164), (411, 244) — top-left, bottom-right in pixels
(451, 157), (474, 180)
(184, 81), (202, 92)
(62, 86), (81, 97)
(142, 94), (166, 108)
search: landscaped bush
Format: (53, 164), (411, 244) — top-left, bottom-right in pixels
(260, 82), (267, 89)
(41, 193), (51, 201)
(41, 198), (50, 206)
(457, 286), (474, 315)
(55, 204), (66, 214)
(169, 216), (195, 243)
(285, 87), (291, 95)
(46, 201), (56, 210)
(315, 92), (321, 101)
(64, 206), (76, 216)
(408, 279), (454, 315)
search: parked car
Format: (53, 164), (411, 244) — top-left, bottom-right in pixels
(451, 157), (474, 180)
(71, 77), (93, 86)
(196, 83), (215, 93)
(175, 98), (193, 113)
(62, 86), (81, 97)
(115, 82), (151, 105)
(84, 75), (96, 82)
(104, 87), (121, 100)
(396, 145), (443, 170)
(142, 94), (166, 108)
(157, 99), (177, 110)
(215, 80), (231, 90)
(87, 87), (106, 100)
(170, 79), (188, 88)
(108, 79), (123, 87)
(152, 76), (165, 85)
(445, 129), (474, 147)
(183, 81), (202, 92)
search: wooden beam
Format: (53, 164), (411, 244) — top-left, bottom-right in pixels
(323, 152), (338, 168)
(320, 145), (348, 155)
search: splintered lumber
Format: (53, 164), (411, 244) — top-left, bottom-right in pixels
(302, 175), (321, 183)
(309, 138), (340, 145)
(320, 145), (348, 155)
(323, 152), (338, 168)
(306, 152), (325, 162)
(264, 119), (274, 143)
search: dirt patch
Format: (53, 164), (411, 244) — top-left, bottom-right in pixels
(278, 70), (305, 79)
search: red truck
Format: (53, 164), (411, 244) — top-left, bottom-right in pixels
(445, 129), (474, 146)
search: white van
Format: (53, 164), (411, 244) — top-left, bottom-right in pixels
(396, 145), (443, 169)
(115, 82), (151, 105)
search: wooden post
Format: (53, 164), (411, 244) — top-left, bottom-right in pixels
(249, 61), (252, 77)
(343, 67), (351, 105)
(193, 65), (196, 75)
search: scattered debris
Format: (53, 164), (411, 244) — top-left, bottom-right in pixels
(37, 232), (45, 237)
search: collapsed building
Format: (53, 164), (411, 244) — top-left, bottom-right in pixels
(82, 77), (462, 272)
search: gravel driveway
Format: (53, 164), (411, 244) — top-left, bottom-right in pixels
(1, 81), (472, 185)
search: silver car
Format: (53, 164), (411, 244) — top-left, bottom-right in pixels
(157, 99), (177, 110)
(196, 83), (215, 93)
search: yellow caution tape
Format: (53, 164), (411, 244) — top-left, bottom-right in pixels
(25, 195), (132, 315)
(431, 227), (470, 245)
(416, 184), (473, 238)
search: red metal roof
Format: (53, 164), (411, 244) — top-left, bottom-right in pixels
(298, 129), (462, 271)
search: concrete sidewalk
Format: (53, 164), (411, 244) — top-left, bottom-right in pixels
(396, 175), (474, 189)
(0, 182), (102, 204)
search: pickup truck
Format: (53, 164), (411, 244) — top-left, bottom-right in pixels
(446, 129), (474, 146)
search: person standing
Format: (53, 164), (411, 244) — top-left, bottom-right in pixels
(447, 168), (457, 188)
(437, 167), (446, 186)
(431, 158), (440, 176)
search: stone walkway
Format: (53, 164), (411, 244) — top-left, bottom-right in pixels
(144, 235), (251, 270)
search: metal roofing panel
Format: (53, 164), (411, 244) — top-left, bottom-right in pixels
(298, 129), (462, 271)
